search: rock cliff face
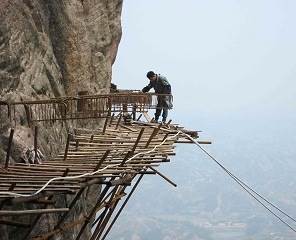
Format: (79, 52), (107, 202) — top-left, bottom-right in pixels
(0, 0), (123, 239)
(0, 0), (122, 97)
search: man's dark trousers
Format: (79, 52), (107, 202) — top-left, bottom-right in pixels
(155, 97), (168, 122)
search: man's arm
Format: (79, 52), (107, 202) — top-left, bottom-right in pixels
(142, 82), (153, 92)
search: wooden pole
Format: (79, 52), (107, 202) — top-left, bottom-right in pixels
(0, 220), (30, 228)
(148, 166), (177, 187)
(24, 104), (32, 127)
(24, 169), (69, 240)
(63, 133), (71, 161)
(165, 119), (172, 127)
(162, 132), (170, 142)
(109, 113), (115, 126)
(93, 150), (111, 172)
(91, 130), (148, 239)
(0, 208), (69, 216)
(101, 174), (144, 240)
(54, 151), (110, 231)
(75, 185), (111, 240)
(102, 117), (109, 135)
(131, 128), (145, 154)
(5, 128), (14, 168)
(75, 139), (79, 151)
(90, 186), (122, 240)
(136, 114), (142, 121)
(7, 104), (12, 123)
(34, 125), (38, 163)
(90, 134), (94, 142)
(145, 123), (162, 148)
(115, 113), (122, 130)
(89, 151), (133, 237)
(132, 104), (136, 120)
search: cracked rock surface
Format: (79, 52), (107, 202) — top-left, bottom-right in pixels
(0, 0), (122, 239)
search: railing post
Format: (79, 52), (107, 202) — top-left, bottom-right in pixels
(7, 103), (11, 123)
(34, 125), (38, 163)
(102, 117), (109, 135)
(23, 104), (32, 127)
(5, 128), (14, 168)
(115, 113), (122, 130)
(132, 104), (137, 120)
(108, 97), (112, 117)
(63, 133), (71, 161)
(77, 91), (89, 112)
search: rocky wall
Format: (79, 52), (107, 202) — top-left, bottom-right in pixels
(0, 0), (123, 239)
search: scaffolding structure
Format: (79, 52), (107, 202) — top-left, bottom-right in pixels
(0, 92), (210, 240)
(0, 92), (173, 125)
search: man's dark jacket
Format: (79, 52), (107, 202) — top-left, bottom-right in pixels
(142, 75), (172, 109)
(142, 75), (171, 94)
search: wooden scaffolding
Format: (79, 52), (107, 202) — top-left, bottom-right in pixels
(0, 92), (210, 240)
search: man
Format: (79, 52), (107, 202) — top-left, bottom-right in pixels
(142, 71), (172, 123)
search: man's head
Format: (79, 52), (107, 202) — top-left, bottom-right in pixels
(146, 71), (157, 81)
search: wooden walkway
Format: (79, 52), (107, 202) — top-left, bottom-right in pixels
(0, 93), (210, 240)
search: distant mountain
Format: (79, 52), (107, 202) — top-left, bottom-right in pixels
(109, 113), (296, 240)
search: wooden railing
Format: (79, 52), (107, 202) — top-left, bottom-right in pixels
(0, 93), (173, 125)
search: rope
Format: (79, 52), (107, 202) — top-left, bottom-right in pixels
(1, 128), (295, 233)
(0, 131), (182, 198)
(183, 133), (296, 233)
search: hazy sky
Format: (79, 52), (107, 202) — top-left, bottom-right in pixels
(113, 0), (296, 117)
(111, 2), (296, 237)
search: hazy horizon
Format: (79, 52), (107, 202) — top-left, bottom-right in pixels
(113, 0), (296, 116)
(111, 1), (296, 239)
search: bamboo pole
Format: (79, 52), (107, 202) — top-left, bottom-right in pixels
(53, 151), (110, 232)
(131, 128), (145, 154)
(75, 185), (111, 240)
(101, 174), (144, 240)
(34, 125), (38, 163)
(5, 128), (14, 168)
(102, 117), (109, 135)
(148, 166), (177, 187)
(145, 123), (162, 148)
(0, 219), (30, 228)
(63, 133), (71, 161)
(115, 113), (122, 130)
(0, 208), (69, 216)
(22, 169), (69, 240)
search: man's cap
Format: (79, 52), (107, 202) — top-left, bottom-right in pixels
(146, 71), (155, 79)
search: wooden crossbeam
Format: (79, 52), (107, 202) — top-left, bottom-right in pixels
(0, 219), (31, 228)
(0, 107), (208, 240)
(0, 208), (69, 216)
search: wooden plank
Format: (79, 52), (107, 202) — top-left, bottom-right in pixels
(142, 112), (152, 122)
(0, 208), (69, 216)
